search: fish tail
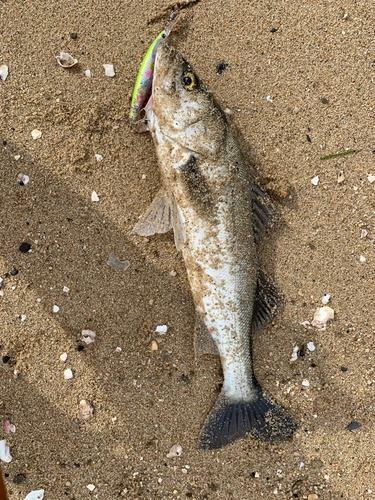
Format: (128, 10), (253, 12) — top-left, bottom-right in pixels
(199, 385), (297, 449)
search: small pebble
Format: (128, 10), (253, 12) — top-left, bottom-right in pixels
(63, 286), (70, 293)
(216, 62), (227, 74)
(19, 242), (31, 253)
(167, 444), (182, 458)
(270, 27), (278, 33)
(21, 315), (26, 322)
(87, 484), (95, 492)
(103, 64), (115, 77)
(2, 356), (10, 364)
(53, 305), (60, 313)
(320, 97), (329, 104)
(115, 347), (122, 352)
(311, 175), (319, 186)
(85, 69), (92, 78)
(347, 421), (360, 431)
(341, 366), (348, 372)
(360, 255), (366, 262)
(13, 474), (25, 484)
(151, 340), (158, 351)
(77, 345), (84, 352)
(95, 154), (103, 162)
(31, 129), (42, 140)
(155, 325), (167, 334)
(360, 229), (368, 239)
(10, 268), (18, 276)
(91, 191), (99, 202)
(302, 379), (310, 387)
(60, 352), (68, 362)
(14, 155), (20, 160)
(290, 346), (299, 362)
(69, 32), (77, 39)
(307, 342), (315, 352)
(0, 440), (12, 462)
(306, 134), (312, 143)
(308, 495), (319, 500)
(266, 95), (273, 102)
(321, 294), (330, 304)
(64, 369), (73, 380)
(368, 174), (375, 184)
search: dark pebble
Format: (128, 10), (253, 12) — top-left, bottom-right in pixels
(4, 474), (9, 478)
(13, 474), (26, 485)
(341, 366), (348, 372)
(270, 27), (278, 33)
(321, 97), (329, 104)
(297, 345), (305, 357)
(347, 421), (360, 431)
(19, 242), (31, 253)
(10, 268), (18, 276)
(77, 345), (84, 352)
(311, 363), (317, 368)
(2, 356), (10, 364)
(70, 33), (77, 39)
(2, 141), (7, 146)
(216, 62), (228, 74)
(180, 374), (189, 383)
(306, 134), (312, 143)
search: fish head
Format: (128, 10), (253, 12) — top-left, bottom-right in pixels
(151, 42), (225, 155)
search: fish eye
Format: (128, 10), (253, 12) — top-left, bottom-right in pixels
(182, 72), (196, 90)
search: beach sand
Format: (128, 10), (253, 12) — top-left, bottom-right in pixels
(0, 0), (374, 498)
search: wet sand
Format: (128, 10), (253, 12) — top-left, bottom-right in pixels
(0, 0), (375, 498)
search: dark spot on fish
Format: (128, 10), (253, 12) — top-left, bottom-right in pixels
(179, 155), (215, 217)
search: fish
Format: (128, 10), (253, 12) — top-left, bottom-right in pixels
(132, 41), (297, 449)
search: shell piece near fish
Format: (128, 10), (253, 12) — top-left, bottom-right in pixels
(312, 306), (334, 329)
(56, 52), (78, 68)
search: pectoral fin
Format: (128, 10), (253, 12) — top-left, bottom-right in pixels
(133, 191), (173, 236)
(170, 190), (186, 251)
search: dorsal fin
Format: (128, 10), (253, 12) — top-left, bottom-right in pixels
(251, 269), (283, 335)
(252, 183), (277, 245)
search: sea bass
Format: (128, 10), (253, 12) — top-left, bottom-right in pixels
(133, 41), (297, 449)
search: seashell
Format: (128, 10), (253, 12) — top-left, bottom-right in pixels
(56, 52), (78, 68)
(337, 171), (345, 183)
(85, 69), (91, 78)
(167, 444), (182, 458)
(79, 400), (94, 421)
(312, 306), (334, 329)
(82, 329), (96, 344)
(31, 129), (42, 140)
(24, 491), (44, 500)
(64, 368), (73, 380)
(0, 440), (12, 462)
(0, 65), (8, 81)
(60, 352), (68, 362)
(17, 173), (29, 185)
(4, 420), (10, 434)
(91, 191), (99, 202)
(103, 64), (115, 77)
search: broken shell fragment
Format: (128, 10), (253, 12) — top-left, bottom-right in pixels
(31, 129), (42, 140)
(85, 69), (91, 78)
(103, 64), (115, 77)
(107, 253), (130, 271)
(0, 65), (9, 81)
(82, 329), (96, 344)
(0, 440), (12, 462)
(56, 52), (78, 68)
(64, 368), (73, 380)
(24, 491), (44, 500)
(79, 400), (94, 421)
(167, 444), (182, 458)
(17, 173), (29, 186)
(4, 420), (10, 434)
(368, 174), (375, 184)
(91, 191), (99, 202)
(337, 171), (345, 183)
(150, 340), (158, 351)
(312, 306), (334, 329)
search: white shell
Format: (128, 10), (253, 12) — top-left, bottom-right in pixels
(321, 294), (330, 304)
(17, 173), (29, 185)
(91, 191), (99, 202)
(290, 346), (299, 362)
(337, 171), (345, 183)
(360, 255), (366, 262)
(155, 325), (167, 334)
(95, 154), (103, 162)
(311, 175), (319, 186)
(53, 305), (59, 313)
(87, 484), (96, 492)
(63, 286), (70, 293)
(79, 400), (94, 420)
(60, 352), (68, 362)
(103, 64), (115, 77)
(31, 129), (42, 140)
(64, 368), (73, 380)
(57, 52), (78, 68)
(82, 329), (96, 344)
(0, 65), (8, 81)
(368, 174), (375, 184)
(302, 379), (310, 387)
(24, 490), (44, 500)
(0, 440), (12, 462)
(167, 444), (182, 458)
(14, 155), (21, 160)
(312, 306), (334, 329)
(85, 69), (91, 78)
(307, 341), (316, 352)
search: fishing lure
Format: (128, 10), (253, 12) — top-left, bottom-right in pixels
(129, 12), (179, 123)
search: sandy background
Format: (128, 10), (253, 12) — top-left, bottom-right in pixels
(0, 0), (375, 498)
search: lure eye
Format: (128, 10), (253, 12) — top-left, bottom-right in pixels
(182, 72), (196, 90)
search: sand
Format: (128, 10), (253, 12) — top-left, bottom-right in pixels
(0, 0), (374, 498)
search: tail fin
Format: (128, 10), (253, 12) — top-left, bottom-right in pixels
(199, 386), (297, 449)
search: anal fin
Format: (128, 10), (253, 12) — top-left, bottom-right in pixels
(194, 310), (219, 357)
(251, 269), (283, 335)
(252, 182), (277, 245)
